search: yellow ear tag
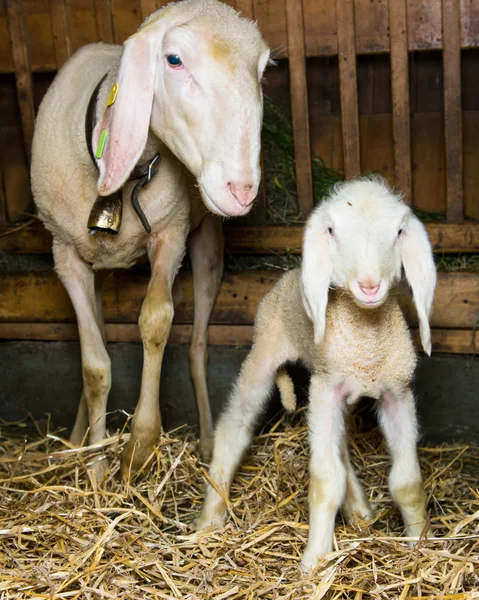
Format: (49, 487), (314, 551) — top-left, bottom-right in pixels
(106, 82), (119, 107)
(96, 129), (108, 159)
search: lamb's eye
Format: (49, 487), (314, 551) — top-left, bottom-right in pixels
(328, 227), (334, 236)
(398, 228), (403, 236)
(166, 54), (182, 68)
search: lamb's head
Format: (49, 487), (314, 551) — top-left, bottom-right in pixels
(93, 0), (270, 217)
(301, 177), (437, 354)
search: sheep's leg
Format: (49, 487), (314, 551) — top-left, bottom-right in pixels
(378, 388), (432, 540)
(302, 377), (347, 571)
(53, 241), (111, 480)
(187, 213), (224, 461)
(70, 271), (108, 446)
(341, 441), (373, 524)
(121, 231), (185, 479)
(196, 339), (296, 531)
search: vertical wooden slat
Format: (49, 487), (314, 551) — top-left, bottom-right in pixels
(336, 0), (360, 179)
(6, 0), (35, 162)
(236, 0), (254, 19)
(140, 0), (157, 22)
(48, 0), (71, 68)
(94, 0), (114, 44)
(285, 0), (313, 217)
(0, 172), (6, 227)
(442, 0), (463, 222)
(389, 0), (412, 205)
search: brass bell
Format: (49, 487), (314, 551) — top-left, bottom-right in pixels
(87, 192), (122, 235)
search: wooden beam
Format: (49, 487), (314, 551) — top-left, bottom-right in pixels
(2, 221), (479, 255)
(94, 0), (114, 44)
(5, 0), (35, 162)
(285, 0), (314, 216)
(336, 0), (361, 178)
(389, 0), (412, 205)
(48, 0), (71, 68)
(0, 270), (476, 331)
(0, 322), (476, 355)
(140, 0), (157, 22)
(442, 0), (463, 222)
(235, 0), (254, 20)
(0, 172), (6, 227)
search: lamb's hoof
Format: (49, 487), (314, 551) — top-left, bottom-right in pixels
(195, 510), (226, 532)
(121, 438), (155, 480)
(342, 500), (374, 526)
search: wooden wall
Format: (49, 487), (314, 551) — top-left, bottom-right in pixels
(0, 0), (478, 355)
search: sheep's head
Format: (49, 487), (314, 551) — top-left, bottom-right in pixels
(301, 177), (437, 354)
(93, 0), (270, 217)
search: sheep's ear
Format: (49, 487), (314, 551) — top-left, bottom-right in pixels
(399, 215), (437, 355)
(93, 15), (169, 196)
(300, 211), (333, 345)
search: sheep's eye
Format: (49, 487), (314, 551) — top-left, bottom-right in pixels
(328, 227), (334, 236)
(166, 54), (182, 68)
(398, 228), (403, 237)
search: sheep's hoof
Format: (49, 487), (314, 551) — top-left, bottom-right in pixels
(342, 498), (374, 526)
(199, 435), (214, 463)
(89, 456), (109, 483)
(121, 438), (155, 480)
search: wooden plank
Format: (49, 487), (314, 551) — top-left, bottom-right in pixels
(336, 0), (360, 178)
(93, 0), (113, 44)
(235, 0), (254, 19)
(0, 171), (6, 227)
(0, 322), (476, 355)
(0, 270), (476, 331)
(442, 0), (464, 222)
(139, 0), (156, 22)
(5, 0), (35, 161)
(48, 0), (71, 68)
(285, 0), (313, 216)
(2, 221), (479, 255)
(389, 0), (412, 205)
(0, 322), (256, 346)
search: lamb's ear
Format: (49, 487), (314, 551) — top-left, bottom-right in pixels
(300, 210), (333, 345)
(93, 15), (170, 196)
(399, 214), (437, 355)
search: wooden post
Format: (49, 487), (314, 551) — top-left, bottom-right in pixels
(94, 0), (114, 44)
(389, 0), (412, 205)
(48, 0), (71, 68)
(6, 0), (35, 163)
(0, 172), (6, 228)
(336, 0), (360, 179)
(442, 0), (463, 222)
(286, 0), (314, 217)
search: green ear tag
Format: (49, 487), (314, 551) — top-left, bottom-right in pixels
(96, 129), (108, 159)
(107, 82), (119, 106)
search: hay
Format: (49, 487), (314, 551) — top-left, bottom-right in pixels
(1, 414), (478, 599)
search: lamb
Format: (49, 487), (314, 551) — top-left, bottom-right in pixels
(196, 177), (437, 571)
(30, 0), (270, 479)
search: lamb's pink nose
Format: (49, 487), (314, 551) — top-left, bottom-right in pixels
(228, 182), (256, 207)
(359, 282), (381, 296)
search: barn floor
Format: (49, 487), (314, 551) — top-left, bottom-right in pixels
(0, 413), (478, 599)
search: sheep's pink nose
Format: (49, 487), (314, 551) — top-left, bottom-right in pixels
(227, 182), (256, 207)
(359, 281), (381, 296)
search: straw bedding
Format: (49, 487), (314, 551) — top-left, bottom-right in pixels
(0, 412), (478, 599)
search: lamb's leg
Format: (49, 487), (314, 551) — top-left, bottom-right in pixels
(121, 231), (185, 478)
(302, 377), (347, 571)
(53, 241), (110, 480)
(378, 388), (431, 540)
(70, 271), (108, 446)
(196, 338), (296, 530)
(341, 441), (373, 524)
(187, 213), (224, 461)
